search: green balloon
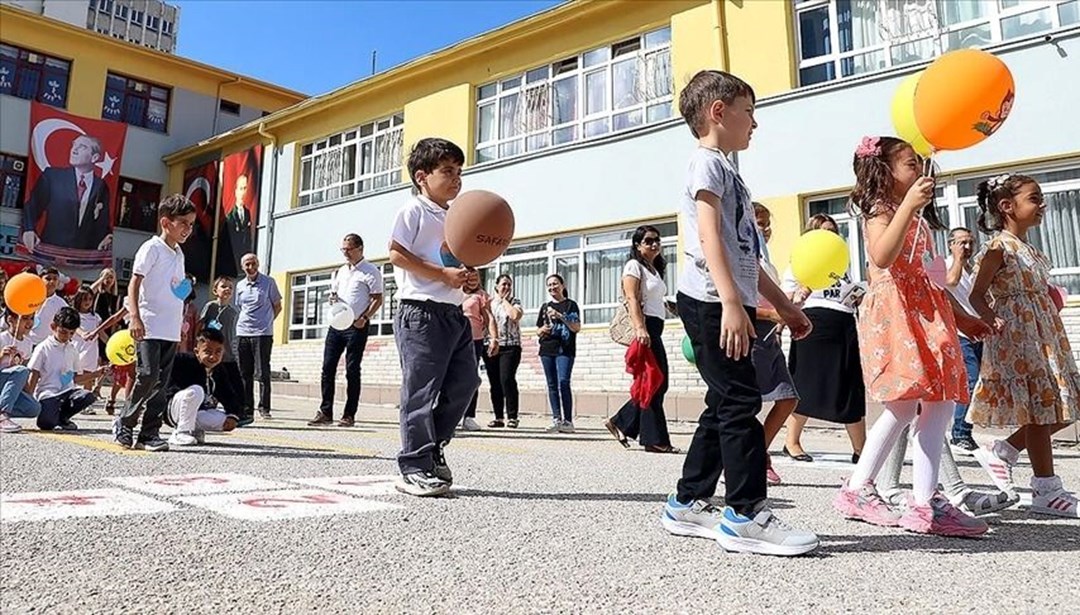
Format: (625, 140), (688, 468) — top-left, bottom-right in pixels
(681, 335), (696, 364)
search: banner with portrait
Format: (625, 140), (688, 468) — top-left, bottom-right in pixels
(215, 145), (262, 278)
(181, 160), (219, 282)
(21, 102), (127, 269)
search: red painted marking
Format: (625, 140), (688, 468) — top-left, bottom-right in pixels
(152, 476), (229, 486)
(6, 495), (106, 507)
(239, 493), (341, 508)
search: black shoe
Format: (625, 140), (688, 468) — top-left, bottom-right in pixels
(950, 436), (978, 455)
(782, 445), (814, 462)
(432, 441), (453, 484)
(135, 435), (169, 452)
(307, 412), (333, 426)
(237, 415), (255, 427)
(114, 423), (134, 448)
(59, 420), (79, 431)
(507, 419), (519, 429)
(487, 420), (505, 428)
(258, 409), (273, 420)
(395, 471), (450, 497)
(851, 452), (861, 464)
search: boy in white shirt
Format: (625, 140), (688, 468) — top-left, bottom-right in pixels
(0, 309), (40, 433)
(27, 307), (101, 430)
(113, 194), (197, 451)
(388, 138), (478, 497)
(28, 267), (68, 345)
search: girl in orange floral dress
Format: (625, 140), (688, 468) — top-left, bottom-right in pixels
(833, 137), (992, 537)
(968, 174), (1080, 518)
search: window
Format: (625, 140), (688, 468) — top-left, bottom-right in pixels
(370, 263), (398, 336)
(115, 177), (162, 233)
(475, 26), (672, 164)
(805, 162), (1080, 295)
(100, 0), (114, 14)
(148, 15), (160, 31)
(298, 114), (404, 207)
(163, 20), (173, 35)
(288, 271), (335, 340)
(219, 99), (241, 115)
(0, 44), (71, 108)
(102, 73), (171, 133)
(0, 153), (28, 210)
(794, 0), (1079, 86)
(115, 4), (128, 19)
(132, 10), (144, 25)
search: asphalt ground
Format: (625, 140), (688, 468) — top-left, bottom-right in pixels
(2, 395), (1078, 614)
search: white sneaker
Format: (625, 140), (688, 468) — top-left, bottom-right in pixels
(0, 413), (22, 433)
(167, 431), (198, 447)
(545, 421), (562, 433)
(1030, 476), (1078, 518)
(461, 417), (481, 431)
(973, 444), (1017, 494)
(558, 421), (575, 433)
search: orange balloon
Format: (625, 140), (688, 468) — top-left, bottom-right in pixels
(914, 49), (1015, 151)
(4, 272), (47, 316)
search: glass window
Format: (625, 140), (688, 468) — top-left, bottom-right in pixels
(475, 26), (672, 163)
(288, 272), (333, 340)
(102, 72), (170, 133)
(0, 153), (27, 210)
(115, 177), (162, 233)
(297, 114), (404, 207)
(0, 43), (71, 108)
(1000, 7), (1054, 39)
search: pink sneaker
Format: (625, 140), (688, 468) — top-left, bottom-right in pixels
(834, 479), (901, 527)
(900, 494), (989, 537)
(0, 413), (21, 434)
(766, 457), (781, 485)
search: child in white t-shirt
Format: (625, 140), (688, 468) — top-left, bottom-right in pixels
(71, 285), (105, 415)
(0, 309), (40, 433)
(114, 194), (197, 451)
(27, 307), (101, 431)
(88, 296), (134, 415)
(28, 267), (69, 346)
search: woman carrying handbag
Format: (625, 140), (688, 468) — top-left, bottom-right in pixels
(605, 225), (679, 453)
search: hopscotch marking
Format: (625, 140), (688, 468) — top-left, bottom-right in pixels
(1, 489), (175, 523)
(107, 473), (290, 497)
(289, 475), (399, 498)
(178, 488), (403, 521)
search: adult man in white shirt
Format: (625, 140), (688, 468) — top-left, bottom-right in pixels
(944, 227), (981, 455)
(308, 234), (383, 428)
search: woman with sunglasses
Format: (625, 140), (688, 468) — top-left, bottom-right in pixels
(605, 226), (678, 453)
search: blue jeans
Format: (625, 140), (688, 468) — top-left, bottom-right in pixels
(0, 365), (40, 418)
(540, 354), (574, 422)
(952, 337), (983, 440)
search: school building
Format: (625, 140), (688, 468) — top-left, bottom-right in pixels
(0, 5), (305, 283)
(18, 0), (1077, 417)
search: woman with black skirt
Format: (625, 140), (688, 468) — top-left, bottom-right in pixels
(604, 225), (678, 453)
(782, 214), (867, 463)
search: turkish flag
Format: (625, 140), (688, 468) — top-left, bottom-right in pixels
(182, 161), (219, 282)
(22, 102), (127, 268)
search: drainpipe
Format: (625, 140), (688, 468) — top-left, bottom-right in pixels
(257, 121), (278, 276)
(212, 76), (243, 135)
(713, 0), (730, 72)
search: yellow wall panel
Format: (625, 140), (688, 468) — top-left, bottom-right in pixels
(756, 194), (802, 272)
(270, 270), (289, 345)
(723, 0), (796, 97)
(402, 84), (474, 165)
(671, 1), (725, 99)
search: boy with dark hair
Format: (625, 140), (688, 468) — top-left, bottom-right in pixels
(28, 307), (101, 430)
(28, 267), (68, 345)
(198, 275), (248, 425)
(114, 194), (197, 451)
(661, 70), (820, 556)
(164, 327), (242, 447)
(388, 137), (478, 497)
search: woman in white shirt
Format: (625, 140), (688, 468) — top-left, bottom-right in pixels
(604, 226), (678, 453)
(782, 214), (867, 463)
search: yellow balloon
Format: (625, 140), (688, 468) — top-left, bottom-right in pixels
(891, 71), (933, 158)
(106, 329), (137, 366)
(791, 230), (850, 291)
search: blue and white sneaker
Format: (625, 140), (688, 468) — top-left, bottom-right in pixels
(717, 503), (820, 556)
(660, 494), (724, 540)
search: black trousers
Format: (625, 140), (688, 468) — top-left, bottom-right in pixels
(238, 335), (273, 412)
(320, 325), (370, 419)
(119, 339), (177, 437)
(481, 345), (521, 421)
(675, 293), (766, 516)
(611, 316), (671, 447)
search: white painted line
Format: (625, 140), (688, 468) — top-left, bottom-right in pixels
(1, 488), (175, 523)
(106, 473), (291, 496)
(289, 475), (399, 498)
(178, 488), (402, 521)
(771, 452), (857, 471)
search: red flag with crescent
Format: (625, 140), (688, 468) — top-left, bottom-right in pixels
(22, 102), (127, 268)
(182, 160), (219, 282)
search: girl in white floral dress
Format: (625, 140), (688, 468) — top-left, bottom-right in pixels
(968, 173), (1080, 518)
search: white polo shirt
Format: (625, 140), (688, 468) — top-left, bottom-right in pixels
(29, 294), (68, 345)
(28, 335), (79, 400)
(390, 195), (465, 306)
(132, 235), (186, 342)
(332, 259), (383, 319)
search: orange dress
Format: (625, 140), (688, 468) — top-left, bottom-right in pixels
(857, 211), (968, 403)
(967, 232), (1080, 427)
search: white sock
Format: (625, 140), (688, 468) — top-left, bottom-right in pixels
(910, 401), (952, 505)
(1031, 475), (1063, 494)
(993, 439), (1021, 465)
(850, 400), (919, 489)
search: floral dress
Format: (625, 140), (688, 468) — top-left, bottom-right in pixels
(967, 231), (1080, 427)
(857, 211), (968, 403)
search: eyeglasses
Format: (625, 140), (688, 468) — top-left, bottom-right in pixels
(341, 245), (362, 253)
(641, 237), (661, 246)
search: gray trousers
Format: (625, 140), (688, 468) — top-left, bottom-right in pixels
(878, 425), (967, 498)
(394, 300), (480, 474)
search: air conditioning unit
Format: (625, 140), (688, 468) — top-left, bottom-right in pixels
(117, 258), (134, 282)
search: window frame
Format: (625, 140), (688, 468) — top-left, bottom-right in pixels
(0, 43), (72, 109)
(0, 152), (28, 210)
(474, 26), (673, 165)
(102, 72), (172, 133)
(296, 113), (405, 208)
(793, 0), (1079, 87)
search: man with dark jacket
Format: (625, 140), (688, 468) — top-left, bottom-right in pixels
(164, 327), (244, 447)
